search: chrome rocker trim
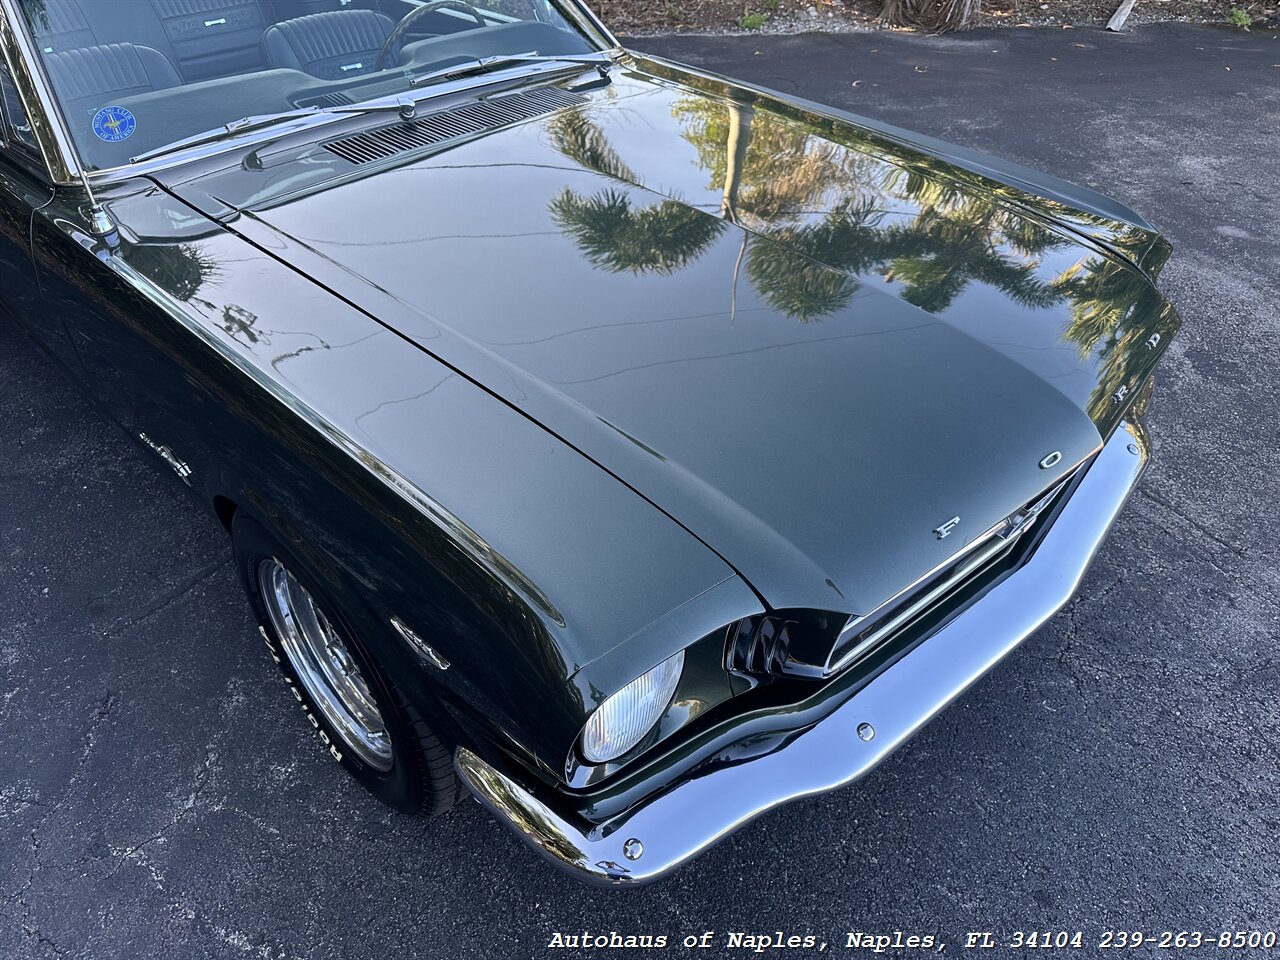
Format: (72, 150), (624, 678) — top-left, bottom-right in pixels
(456, 421), (1150, 886)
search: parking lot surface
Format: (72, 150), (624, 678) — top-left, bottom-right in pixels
(2, 22), (1278, 960)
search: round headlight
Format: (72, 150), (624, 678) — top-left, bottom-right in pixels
(580, 650), (685, 764)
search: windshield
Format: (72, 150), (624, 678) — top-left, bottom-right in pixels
(17, 0), (603, 171)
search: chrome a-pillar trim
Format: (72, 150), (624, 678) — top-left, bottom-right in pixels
(563, 0), (621, 51)
(456, 421), (1150, 886)
(0, 0), (78, 183)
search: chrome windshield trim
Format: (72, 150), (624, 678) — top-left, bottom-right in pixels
(562, 0), (620, 50)
(0, 0), (78, 183)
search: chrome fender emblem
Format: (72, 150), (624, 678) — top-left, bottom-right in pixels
(138, 432), (193, 486)
(933, 516), (961, 540)
(1039, 450), (1063, 469)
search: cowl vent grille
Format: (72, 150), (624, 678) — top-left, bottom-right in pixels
(298, 90), (355, 109)
(322, 86), (588, 165)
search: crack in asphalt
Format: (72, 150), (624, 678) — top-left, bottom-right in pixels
(20, 924), (67, 960)
(1047, 569), (1132, 703)
(1131, 486), (1273, 594)
(102, 562), (227, 639)
(107, 748), (219, 882)
(1136, 487), (1249, 562)
(14, 691), (116, 960)
(1052, 601), (1090, 703)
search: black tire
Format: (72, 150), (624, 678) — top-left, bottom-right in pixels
(231, 513), (462, 816)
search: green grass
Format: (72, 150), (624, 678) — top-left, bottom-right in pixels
(740, 11), (770, 29)
(1228, 6), (1252, 26)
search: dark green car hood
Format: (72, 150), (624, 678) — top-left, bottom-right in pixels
(164, 59), (1179, 615)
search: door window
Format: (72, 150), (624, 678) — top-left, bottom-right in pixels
(0, 59), (38, 150)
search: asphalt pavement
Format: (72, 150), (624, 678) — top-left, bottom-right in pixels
(3, 22), (1278, 960)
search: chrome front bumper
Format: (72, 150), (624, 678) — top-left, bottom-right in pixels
(456, 422), (1149, 886)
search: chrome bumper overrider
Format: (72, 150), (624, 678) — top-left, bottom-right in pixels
(456, 422), (1150, 886)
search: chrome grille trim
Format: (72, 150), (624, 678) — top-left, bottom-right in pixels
(727, 462), (1090, 683)
(827, 528), (1020, 675)
(826, 472), (1081, 676)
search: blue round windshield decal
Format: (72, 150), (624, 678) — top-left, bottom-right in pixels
(92, 106), (136, 142)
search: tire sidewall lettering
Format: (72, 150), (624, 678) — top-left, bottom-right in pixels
(265, 625), (362, 768)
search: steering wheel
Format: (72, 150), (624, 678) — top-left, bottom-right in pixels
(375, 1), (489, 71)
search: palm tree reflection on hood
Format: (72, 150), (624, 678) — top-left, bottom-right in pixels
(876, 201), (1067, 314)
(548, 110), (726, 277)
(546, 98), (1177, 406)
(548, 103), (867, 321)
(547, 108), (638, 185)
(548, 100), (1072, 323)
(549, 188), (725, 276)
(1052, 241), (1182, 423)
(742, 200), (875, 322)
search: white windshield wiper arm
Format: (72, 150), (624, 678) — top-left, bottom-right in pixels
(409, 51), (613, 87)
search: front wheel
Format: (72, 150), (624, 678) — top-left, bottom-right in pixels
(232, 514), (462, 815)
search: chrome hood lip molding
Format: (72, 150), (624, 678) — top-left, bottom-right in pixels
(455, 420), (1149, 886)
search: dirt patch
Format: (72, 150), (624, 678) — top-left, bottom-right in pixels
(597, 0), (1278, 35)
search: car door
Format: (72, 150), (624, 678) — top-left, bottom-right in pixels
(0, 51), (73, 367)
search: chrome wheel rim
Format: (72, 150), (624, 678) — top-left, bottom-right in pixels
(258, 559), (393, 771)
